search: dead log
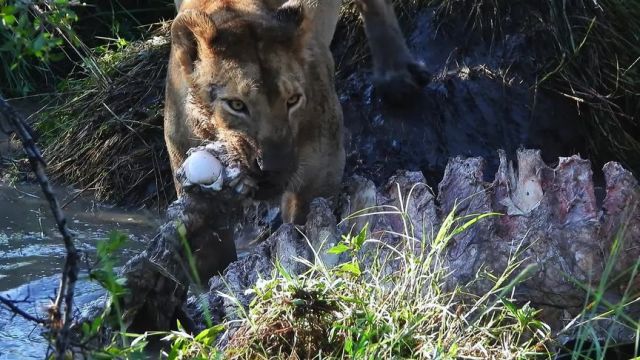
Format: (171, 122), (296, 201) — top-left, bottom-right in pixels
(113, 142), (280, 332)
(116, 191), (237, 333)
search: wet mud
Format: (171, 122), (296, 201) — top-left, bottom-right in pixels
(337, 9), (588, 187)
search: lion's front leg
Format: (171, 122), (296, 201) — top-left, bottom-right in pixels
(303, 0), (342, 46)
(356, 0), (431, 104)
(278, 0), (341, 46)
(281, 191), (309, 225)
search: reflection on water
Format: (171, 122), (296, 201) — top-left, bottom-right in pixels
(0, 182), (159, 359)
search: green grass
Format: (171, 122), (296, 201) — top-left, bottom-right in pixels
(135, 206), (553, 359)
(0, 0), (77, 95)
(71, 187), (640, 359)
(219, 210), (552, 359)
(0, 0), (175, 97)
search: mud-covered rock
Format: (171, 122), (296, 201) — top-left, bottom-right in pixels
(375, 170), (438, 240)
(338, 175), (378, 237)
(204, 222), (325, 345)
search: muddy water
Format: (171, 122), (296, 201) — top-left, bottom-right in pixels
(0, 182), (159, 359)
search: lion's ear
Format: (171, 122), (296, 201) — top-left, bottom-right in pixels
(274, 0), (311, 55)
(274, 0), (305, 29)
(171, 10), (217, 74)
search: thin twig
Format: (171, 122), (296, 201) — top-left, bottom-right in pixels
(0, 95), (80, 359)
(0, 295), (48, 325)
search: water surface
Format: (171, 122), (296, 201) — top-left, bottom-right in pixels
(0, 182), (159, 359)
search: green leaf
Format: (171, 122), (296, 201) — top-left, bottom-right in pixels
(194, 325), (225, 345)
(166, 341), (180, 360)
(31, 33), (47, 52)
(345, 337), (354, 355)
(275, 260), (293, 282)
(338, 261), (361, 276)
(351, 224), (368, 251)
(176, 221), (188, 240)
(95, 231), (128, 268)
(1, 6), (17, 15)
(448, 342), (459, 357)
(501, 297), (518, 316)
(91, 316), (102, 333)
(327, 243), (350, 255)
(81, 322), (90, 335)
(130, 334), (148, 347)
(450, 212), (501, 238)
(2, 14), (16, 26)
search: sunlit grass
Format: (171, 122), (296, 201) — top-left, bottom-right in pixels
(214, 200), (553, 359)
(80, 185), (640, 359)
(157, 188), (639, 359)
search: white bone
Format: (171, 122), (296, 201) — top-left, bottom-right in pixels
(183, 150), (224, 190)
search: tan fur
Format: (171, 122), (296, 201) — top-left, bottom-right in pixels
(165, 0), (426, 225)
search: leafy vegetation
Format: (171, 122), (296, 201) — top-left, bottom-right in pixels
(0, 0), (174, 97)
(76, 231), (150, 359)
(0, 0), (78, 95)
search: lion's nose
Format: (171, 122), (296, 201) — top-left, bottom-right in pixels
(257, 139), (295, 174)
(256, 153), (292, 173)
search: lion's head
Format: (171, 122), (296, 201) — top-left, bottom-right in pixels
(170, 1), (311, 196)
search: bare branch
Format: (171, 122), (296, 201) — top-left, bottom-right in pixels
(0, 95), (80, 359)
(0, 295), (48, 325)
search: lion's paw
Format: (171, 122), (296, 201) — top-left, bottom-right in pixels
(374, 60), (431, 105)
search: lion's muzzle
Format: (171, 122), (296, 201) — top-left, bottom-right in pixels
(252, 137), (296, 198)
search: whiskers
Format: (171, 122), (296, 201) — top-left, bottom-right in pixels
(286, 159), (306, 191)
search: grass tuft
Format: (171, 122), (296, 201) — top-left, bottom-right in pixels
(219, 206), (552, 359)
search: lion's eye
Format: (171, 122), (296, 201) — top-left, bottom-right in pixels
(226, 99), (247, 113)
(286, 94), (301, 108)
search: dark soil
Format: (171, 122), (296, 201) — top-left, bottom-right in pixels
(335, 9), (587, 189)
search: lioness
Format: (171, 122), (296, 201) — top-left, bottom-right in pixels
(165, 0), (428, 225)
